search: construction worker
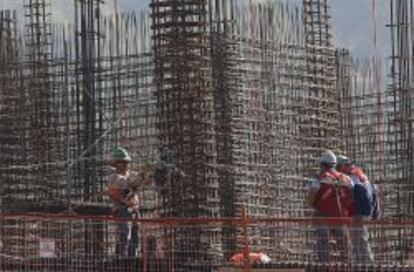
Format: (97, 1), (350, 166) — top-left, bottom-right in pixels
(106, 147), (151, 257)
(337, 155), (377, 263)
(307, 150), (355, 263)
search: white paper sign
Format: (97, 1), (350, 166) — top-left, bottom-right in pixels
(39, 238), (55, 258)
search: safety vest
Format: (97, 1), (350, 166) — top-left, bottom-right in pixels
(313, 170), (356, 217)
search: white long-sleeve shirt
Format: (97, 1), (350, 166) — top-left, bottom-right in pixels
(107, 171), (141, 210)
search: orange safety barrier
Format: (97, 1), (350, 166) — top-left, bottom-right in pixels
(0, 213), (414, 271)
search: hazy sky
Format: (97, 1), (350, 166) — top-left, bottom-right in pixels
(332, 0), (390, 59)
(0, 0), (390, 60)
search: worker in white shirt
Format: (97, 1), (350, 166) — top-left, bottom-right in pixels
(106, 147), (151, 257)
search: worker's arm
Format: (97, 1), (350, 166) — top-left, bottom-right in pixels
(130, 177), (152, 190)
(306, 188), (318, 208)
(306, 178), (320, 208)
(129, 165), (156, 190)
(339, 174), (354, 188)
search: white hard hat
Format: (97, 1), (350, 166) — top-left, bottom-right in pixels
(337, 155), (350, 165)
(320, 150), (337, 165)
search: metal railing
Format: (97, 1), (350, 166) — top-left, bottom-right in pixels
(1, 213), (414, 271)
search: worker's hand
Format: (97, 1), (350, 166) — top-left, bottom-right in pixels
(141, 162), (157, 172)
(338, 175), (353, 187)
(306, 189), (318, 208)
(131, 168), (154, 189)
(126, 195), (140, 209)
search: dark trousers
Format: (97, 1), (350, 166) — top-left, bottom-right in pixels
(115, 207), (139, 257)
(317, 224), (350, 263)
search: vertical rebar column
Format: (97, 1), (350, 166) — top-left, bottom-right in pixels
(209, 0), (237, 258)
(302, 0), (338, 175)
(336, 49), (352, 154)
(23, 0), (56, 206)
(73, 0), (105, 266)
(0, 10), (20, 211)
(209, 0), (311, 257)
(73, 0), (104, 202)
(389, 4), (414, 263)
(151, 0), (220, 268)
(389, 0), (414, 220)
(151, 0), (218, 218)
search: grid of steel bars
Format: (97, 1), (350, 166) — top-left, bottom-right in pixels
(1, 0), (414, 267)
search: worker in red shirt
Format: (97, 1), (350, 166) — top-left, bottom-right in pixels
(307, 150), (355, 263)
